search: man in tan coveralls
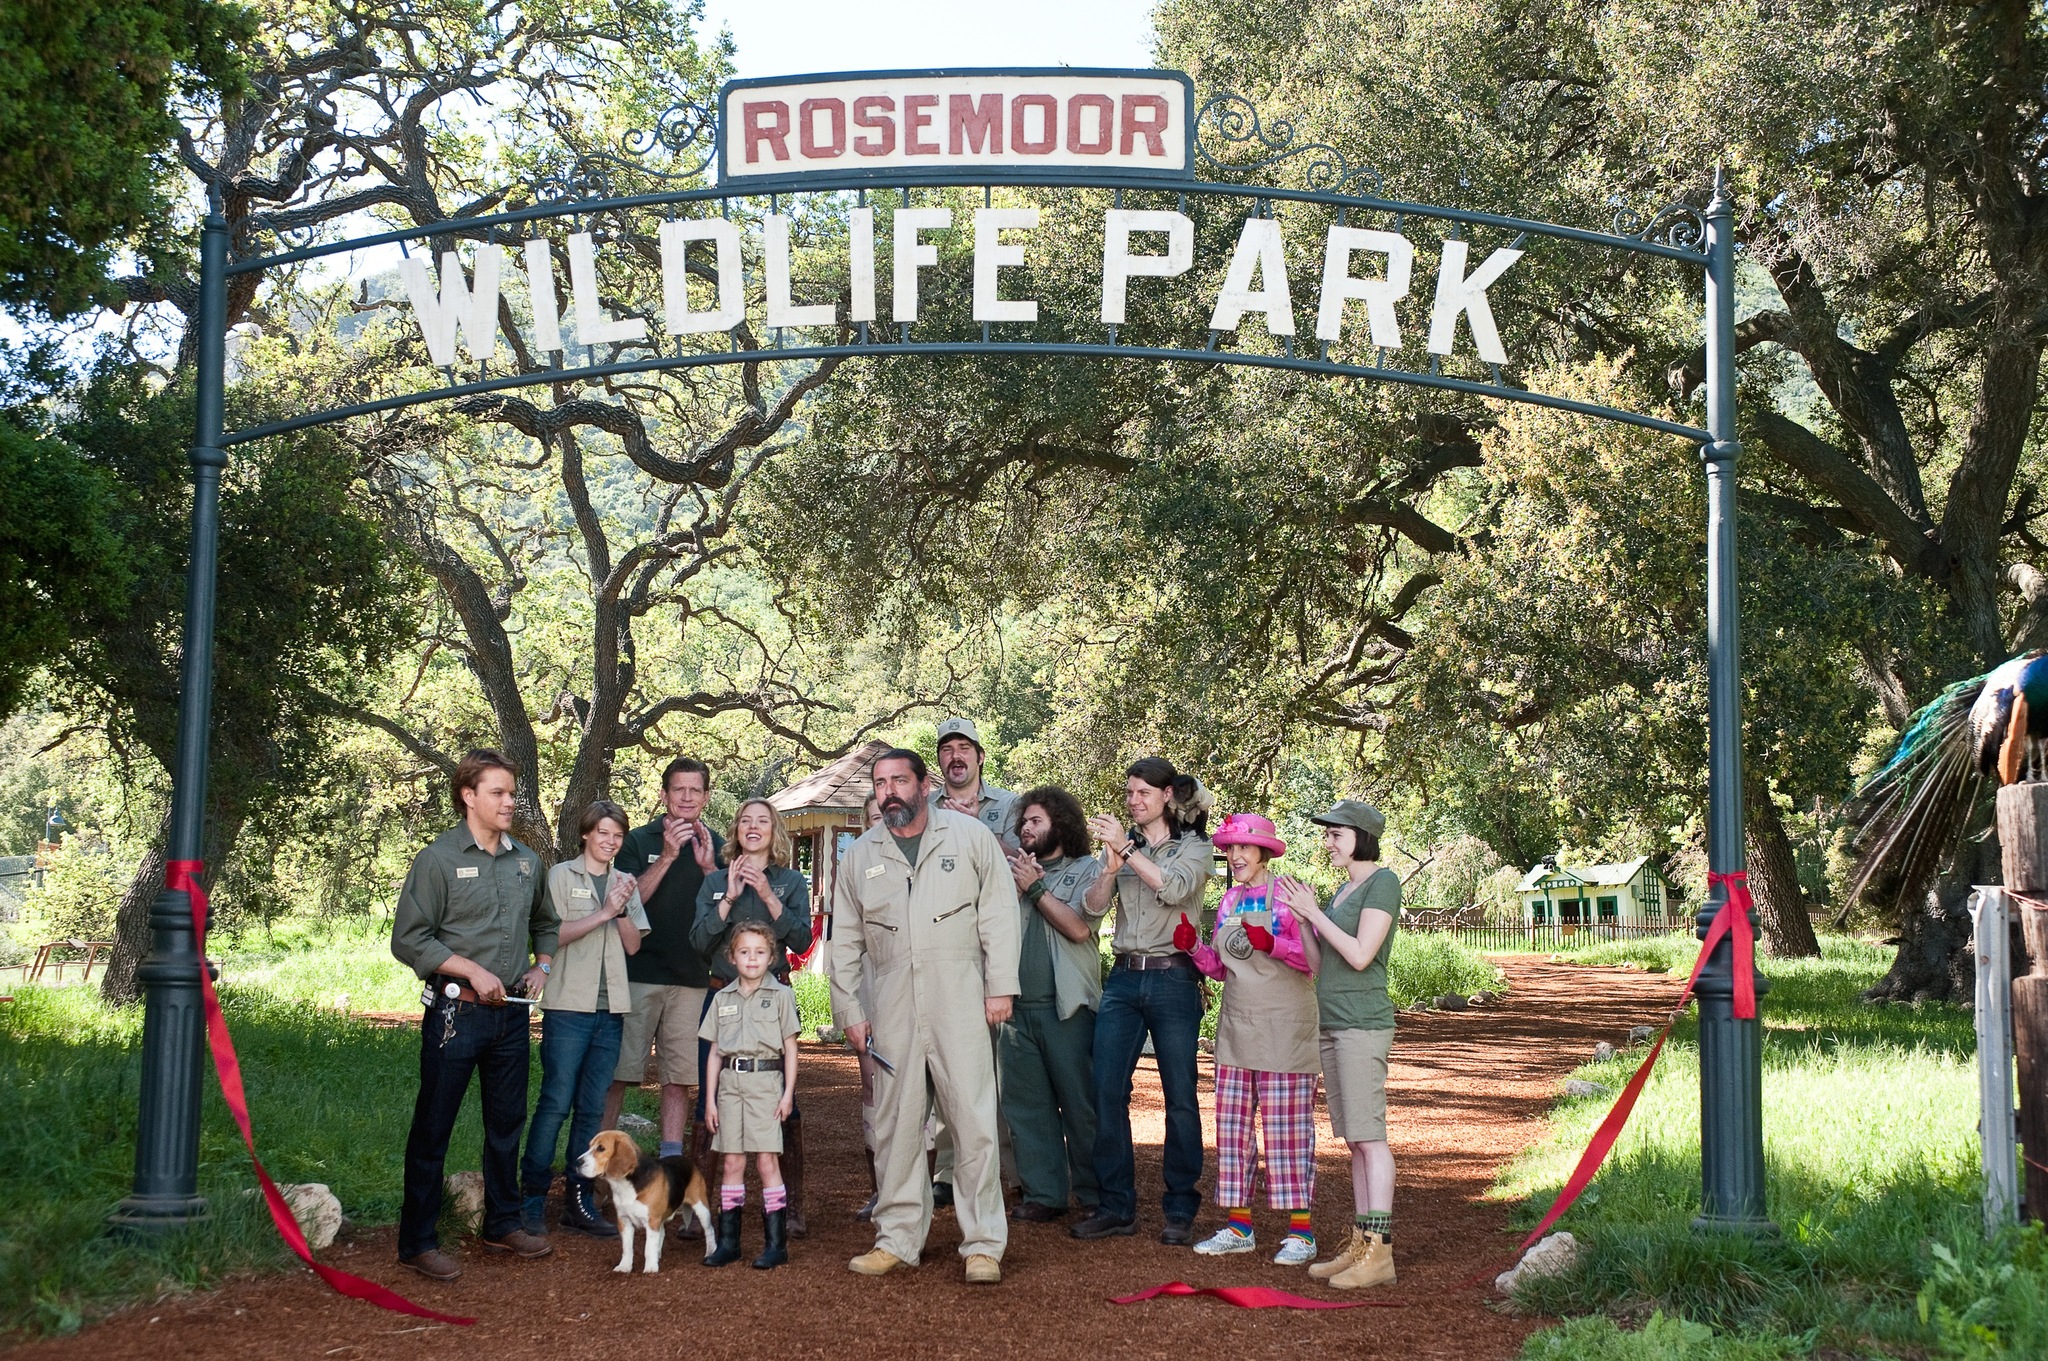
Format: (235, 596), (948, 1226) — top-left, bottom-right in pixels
(831, 747), (1020, 1285)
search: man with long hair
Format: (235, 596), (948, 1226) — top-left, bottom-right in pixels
(999, 785), (1108, 1222)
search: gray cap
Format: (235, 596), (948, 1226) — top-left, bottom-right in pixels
(1310, 799), (1386, 838)
(935, 717), (985, 750)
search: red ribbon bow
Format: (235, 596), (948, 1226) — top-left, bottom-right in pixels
(1508, 871), (1758, 1255)
(169, 859), (474, 1325)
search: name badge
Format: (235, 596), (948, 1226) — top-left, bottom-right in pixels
(865, 864), (886, 879)
(719, 1004), (739, 1017)
(456, 866), (480, 879)
(571, 888), (593, 899)
(713, 891), (725, 900)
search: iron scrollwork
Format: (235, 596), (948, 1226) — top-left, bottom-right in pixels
(1611, 200), (1707, 253)
(1194, 92), (1387, 199)
(528, 98), (719, 206)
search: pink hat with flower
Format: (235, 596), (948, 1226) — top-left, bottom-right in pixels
(1211, 812), (1287, 857)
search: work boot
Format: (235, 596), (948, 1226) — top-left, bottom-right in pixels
(562, 1175), (618, 1238)
(398, 1247), (462, 1281)
(848, 1246), (911, 1275)
(1309, 1225), (1368, 1280)
(704, 1207), (744, 1267)
(1329, 1231), (1396, 1289)
(479, 1228), (553, 1258)
(752, 1207), (789, 1269)
(782, 1114), (808, 1238)
(521, 1193), (548, 1237)
(855, 1147), (879, 1222)
(680, 1120), (714, 1239)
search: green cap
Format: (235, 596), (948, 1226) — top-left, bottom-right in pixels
(1310, 799), (1385, 838)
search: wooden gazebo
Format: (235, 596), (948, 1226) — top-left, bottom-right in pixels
(768, 739), (889, 971)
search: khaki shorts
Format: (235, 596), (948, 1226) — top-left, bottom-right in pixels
(1320, 1027), (1394, 1142)
(614, 982), (706, 1086)
(712, 1068), (785, 1154)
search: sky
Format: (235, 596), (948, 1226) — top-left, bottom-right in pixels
(694, 0), (1160, 79)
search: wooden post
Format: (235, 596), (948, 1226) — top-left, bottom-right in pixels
(1995, 783), (2048, 1222)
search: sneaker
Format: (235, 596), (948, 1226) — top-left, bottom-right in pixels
(1272, 1235), (1317, 1266)
(1069, 1210), (1137, 1240)
(1192, 1226), (1257, 1256)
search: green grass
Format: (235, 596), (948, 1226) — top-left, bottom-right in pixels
(1501, 937), (2041, 1359)
(210, 914), (426, 1013)
(1545, 930), (1703, 975)
(1389, 930), (1507, 1006)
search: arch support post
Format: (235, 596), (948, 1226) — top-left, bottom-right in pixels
(1694, 168), (1774, 1235)
(110, 187), (229, 1234)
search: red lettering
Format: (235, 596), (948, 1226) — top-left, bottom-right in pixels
(1120, 94), (1169, 156)
(949, 92), (1004, 155)
(904, 94), (940, 155)
(852, 95), (895, 157)
(1066, 94), (1113, 155)
(1010, 94), (1057, 155)
(799, 97), (846, 158)
(743, 101), (791, 164)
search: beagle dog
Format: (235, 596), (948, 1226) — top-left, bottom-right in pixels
(576, 1129), (714, 1273)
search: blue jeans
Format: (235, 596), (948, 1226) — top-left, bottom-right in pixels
(521, 1008), (624, 1194)
(1090, 962), (1205, 1222)
(401, 994), (530, 1257)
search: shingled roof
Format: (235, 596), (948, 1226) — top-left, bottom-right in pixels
(767, 738), (893, 815)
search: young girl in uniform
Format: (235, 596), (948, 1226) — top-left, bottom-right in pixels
(1279, 800), (1400, 1288)
(1180, 813), (1322, 1265)
(700, 920), (800, 1269)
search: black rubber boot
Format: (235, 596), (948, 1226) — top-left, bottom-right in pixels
(751, 1207), (788, 1269)
(703, 1207), (744, 1267)
(562, 1175), (618, 1238)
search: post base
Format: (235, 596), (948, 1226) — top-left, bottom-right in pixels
(108, 1192), (211, 1236)
(1690, 1210), (1777, 1236)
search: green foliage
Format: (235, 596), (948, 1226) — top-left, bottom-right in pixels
(1501, 938), (2034, 1357)
(1520, 1311), (1796, 1361)
(0, 0), (250, 315)
(790, 967), (832, 1038)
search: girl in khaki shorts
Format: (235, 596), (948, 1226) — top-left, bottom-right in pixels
(1279, 799), (1400, 1289)
(700, 921), (800, 1269)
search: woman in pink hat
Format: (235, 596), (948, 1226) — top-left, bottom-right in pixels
(1175, 813), (1322, 1264)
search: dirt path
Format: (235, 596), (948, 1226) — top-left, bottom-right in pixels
(17, 959), (1679, 1361)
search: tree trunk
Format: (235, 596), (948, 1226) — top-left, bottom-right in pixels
(1745, 780), (1822, 958)
(1863, 825), (1995, 1004)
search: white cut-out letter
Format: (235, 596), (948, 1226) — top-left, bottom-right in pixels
(764, 214), (836, 328)
(1100, 209), (1192, 324)
(892, 208), (953, 323)
(972, 207), (1038, 323)
(1427, 239), (1522, 364)
(849, 206), (876, 324)
(1315, 227), (1413, 348)
(567, 232), (649, 346)
(1207, 217), (1294, 335)
(657, 219), (745, 335)
(523, 239), (562, 353)
(401, 243), (503, 365)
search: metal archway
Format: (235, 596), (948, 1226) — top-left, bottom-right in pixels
(115, 70), (1770, 1239)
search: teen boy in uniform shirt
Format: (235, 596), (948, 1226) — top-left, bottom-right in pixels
(603, 757), (723, 1161)
(389, 748), (558, 1281)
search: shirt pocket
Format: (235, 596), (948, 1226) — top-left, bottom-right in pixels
(925, 889), (982, 957)
(445, 865), (500, 930)
(859, 870), (911, 971)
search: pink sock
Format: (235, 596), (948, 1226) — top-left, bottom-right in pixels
(721, 1183), (745, 1211)
(764, 1184), (787, 1212)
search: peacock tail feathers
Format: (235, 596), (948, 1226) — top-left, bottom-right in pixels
(1843, 674), (1988, 910)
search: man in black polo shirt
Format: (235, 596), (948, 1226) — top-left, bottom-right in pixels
(602, 757), (721, 1163)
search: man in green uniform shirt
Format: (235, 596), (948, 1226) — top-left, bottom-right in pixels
(389, 748), (558, 1281)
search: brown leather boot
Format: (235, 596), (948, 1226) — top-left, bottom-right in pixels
(855, 1147), (878, 1222)
(782, 1113), (807, 1238)
(680, 1117), (715, 1240)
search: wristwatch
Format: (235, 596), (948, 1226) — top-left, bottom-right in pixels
(537, 960), (551, 975)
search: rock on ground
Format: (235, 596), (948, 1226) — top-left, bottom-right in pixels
(444, 1170), (484, 1233)
(1591, 1041), (1616, 1061)
(243, 1183), (345, 1251)
(1495, 1230), (1582, 1295)
(1563, 1079), (1609, 1098)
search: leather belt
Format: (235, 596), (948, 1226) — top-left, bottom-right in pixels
(1115, 952), (1191, 972)
(724, 1056), (785, 1073)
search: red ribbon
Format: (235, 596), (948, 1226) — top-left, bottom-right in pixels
(169, 859), (474, 1325)
(1110, 1280), (1403, 1310)
(1511, 873), (1758, 1254)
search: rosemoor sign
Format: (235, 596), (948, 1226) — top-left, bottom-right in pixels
(124, 69), (1771, 1244)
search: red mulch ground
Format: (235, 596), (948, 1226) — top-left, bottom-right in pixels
(14, 959), (1679, 1361)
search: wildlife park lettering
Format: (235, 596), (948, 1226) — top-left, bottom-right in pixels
(399, 211), (1525, 368)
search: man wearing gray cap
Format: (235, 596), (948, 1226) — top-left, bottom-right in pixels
(1276, 799), (1400, 1289)
(932, 717), (1020, 852)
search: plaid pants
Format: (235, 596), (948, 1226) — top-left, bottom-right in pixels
(1213, 1064), (1318, 1209)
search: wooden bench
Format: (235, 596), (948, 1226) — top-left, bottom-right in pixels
(29, 938), (113, 983)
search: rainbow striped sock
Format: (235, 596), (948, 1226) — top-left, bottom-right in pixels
(1287, 1210), (1313, 1241)
(720, 1182), (745, 1211)
(1226, 1208), (1252, 1237)
(764, 1183), (787, 1212)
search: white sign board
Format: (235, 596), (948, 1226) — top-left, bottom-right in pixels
(718, 69), (1194, 184)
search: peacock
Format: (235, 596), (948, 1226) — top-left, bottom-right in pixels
(1844, 650), (2048, 906)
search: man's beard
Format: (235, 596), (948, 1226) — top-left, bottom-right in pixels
(881, 797), (917, 829)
